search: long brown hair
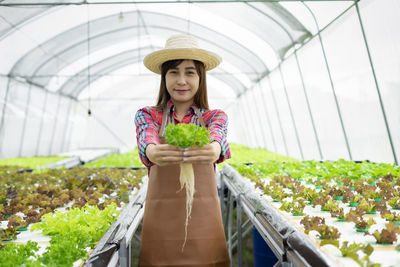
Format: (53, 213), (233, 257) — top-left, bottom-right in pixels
(153, 59), (209, 110)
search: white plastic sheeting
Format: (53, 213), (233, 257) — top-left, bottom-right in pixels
(236, 0), (399, 163)
(0, 0), (398, 165)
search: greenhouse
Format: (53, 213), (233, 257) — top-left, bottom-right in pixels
(0, 0), (399, 266)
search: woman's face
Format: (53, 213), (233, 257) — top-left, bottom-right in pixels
(165, 60), (200, 106)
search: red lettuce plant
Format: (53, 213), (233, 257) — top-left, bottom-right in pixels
(367, 222), (400, 244)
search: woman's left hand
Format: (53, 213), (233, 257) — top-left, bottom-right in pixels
(183, 141), (221, 164)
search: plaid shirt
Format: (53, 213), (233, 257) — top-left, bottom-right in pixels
(135, 100), (231, 168)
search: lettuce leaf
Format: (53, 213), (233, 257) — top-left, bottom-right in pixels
(164, 123), (210, 148)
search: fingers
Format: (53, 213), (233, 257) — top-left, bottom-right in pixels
(183, 147), (213, 157)
(150, 143), (217, 166)
(182, 144), (219, 164)
(157, 144), (184, 151)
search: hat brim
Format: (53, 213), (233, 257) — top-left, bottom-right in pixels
(143, 48), (221, 74)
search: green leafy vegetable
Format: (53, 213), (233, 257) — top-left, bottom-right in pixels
(164, 123), (210, 148)
(280, 199), (306, 215)
(314, 225), (341, 240)
(0, 241), (39, 267)
(338, 241), (374, 266)
(31, 204), (119, 243)
(0, 227), (18, 241)
(84, 148), (143, 168)
(0, 156), (67, 169)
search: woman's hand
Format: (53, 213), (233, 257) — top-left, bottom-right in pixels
(146, 144), (184, 166)
(182, 141), (221, 164)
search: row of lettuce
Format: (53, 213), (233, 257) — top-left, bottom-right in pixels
(230, 159), (400, 266)
(0, 166), (146, 266)
(0, 143), (288, 266)
(0, 148), (143, 169)
(0, 144), (292, 169)
(3, 144), (399, 266)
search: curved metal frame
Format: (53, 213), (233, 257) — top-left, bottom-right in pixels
(354, 1), (398, 165)
(8, 10), (266, 95)
(246, 3), (323, 159)
(303, 2), (353, 161)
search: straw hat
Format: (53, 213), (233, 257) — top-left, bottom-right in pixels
(143, 34), (221, 74)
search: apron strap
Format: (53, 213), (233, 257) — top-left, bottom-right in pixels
(159, 104), (169, 137)
(159, 104), (206, 137)
(195, 107), (205, 128)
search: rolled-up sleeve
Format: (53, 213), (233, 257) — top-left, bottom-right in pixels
(207, 109), (231, 163)
(134, 108), (160, 167)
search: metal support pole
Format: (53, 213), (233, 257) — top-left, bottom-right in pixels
(35, 89), (49, 156)
(249, 87), (269, 148)
(120, 237), (128, 267)
(236, 194), (243, 267)
(59, 98), (73, 153)
(65, 102), (76, 152)
(227, 191), (234, 262)
(293, 50), (324, 160)
(224, 188), (231, 235)
(0, 78), (11, 157)
(240, 99), (252, 147)
(355, 2), (398, 165)
(303, 2), (353, 160)
(267, 76), (289, 156)
(242, 92), (260, 147)
(18, 84), (33, 156)
(278, 65), (304, 160)
(232, 220), (252, 251)
(0, 0), (358, 6)
(48, 94), (62, 155)
(257, 83), (277, 152)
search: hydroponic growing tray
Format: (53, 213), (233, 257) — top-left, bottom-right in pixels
(221, 162), (400, 267)
(0, 166), (147, 266)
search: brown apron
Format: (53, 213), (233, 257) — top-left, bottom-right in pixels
(139, 107), (230, 267)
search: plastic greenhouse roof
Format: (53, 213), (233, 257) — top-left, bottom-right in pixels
(0, 0), (353, 100)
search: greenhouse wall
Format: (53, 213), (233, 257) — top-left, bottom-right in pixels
(236, 1), (399, 163)
(0, 79), (74, 158)
(0, 0), (398, 164)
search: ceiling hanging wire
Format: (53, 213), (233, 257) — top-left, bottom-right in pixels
(86, 3), (92, 116)
(187, 0), (192, 34)
(118, 11), (124, 23)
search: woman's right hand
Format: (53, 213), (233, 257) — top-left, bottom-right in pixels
(145, 144), (184, 166)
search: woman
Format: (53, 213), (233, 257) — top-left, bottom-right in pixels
(135, 34), (231, 266)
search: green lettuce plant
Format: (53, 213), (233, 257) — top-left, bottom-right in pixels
(381, 210), (400, 222)
(85, 148), (143, 168)
(0, 156), (67, 169)
(330, 207), (346, 221)
(321, 198), (339, 212)
(164, 123), (210, 148)
(388, 197), (400, 209)
(269, 186), (288, 202)
(338, 242), (374, 266)
(357, 199), (376, 214)
(280, 199), (306, 216)
(0, 241), (39, 267)
(314, 224), (341, 240)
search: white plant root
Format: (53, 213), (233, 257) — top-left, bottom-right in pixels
(179, 162), (195, 251)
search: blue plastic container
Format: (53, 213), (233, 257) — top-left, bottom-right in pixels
(252, 226), (278, 267)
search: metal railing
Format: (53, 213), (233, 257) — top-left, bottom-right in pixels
(220, 164), (332, 267)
